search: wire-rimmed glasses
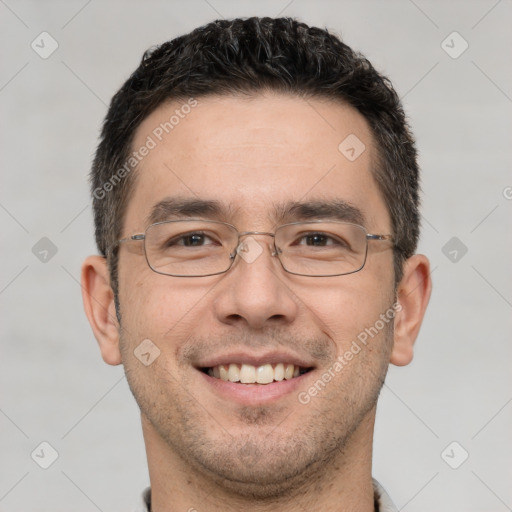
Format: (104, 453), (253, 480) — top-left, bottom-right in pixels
(113, 219), (393, 277)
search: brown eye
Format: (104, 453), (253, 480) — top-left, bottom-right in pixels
(297, 232), (348, 248)
(165, 232), (217, 248)
(181, 234), (207, 246)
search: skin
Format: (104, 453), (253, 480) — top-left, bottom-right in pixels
(82, 93), (431, 512)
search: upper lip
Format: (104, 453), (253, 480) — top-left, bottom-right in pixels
(195, 351), (316, 369)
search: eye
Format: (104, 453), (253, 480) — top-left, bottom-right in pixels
(297, 232), (346, 247)
(169, 232), (217, 247)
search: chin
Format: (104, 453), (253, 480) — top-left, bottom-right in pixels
(184, 429), (343, 500)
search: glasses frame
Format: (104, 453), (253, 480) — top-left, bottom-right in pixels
(113, 218), (393, 278)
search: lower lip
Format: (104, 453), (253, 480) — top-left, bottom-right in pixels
(198, 370), (312, 405)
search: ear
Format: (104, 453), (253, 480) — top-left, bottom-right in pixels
(390, 254), (432, 366)
(81, 255), (122, 365)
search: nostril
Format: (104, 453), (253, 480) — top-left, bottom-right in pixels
(226, 314), (244, 323)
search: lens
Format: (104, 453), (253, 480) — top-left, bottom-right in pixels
(275, 222), (367, 276)
(144, 220), (238, 276)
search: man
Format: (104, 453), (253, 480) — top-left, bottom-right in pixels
(81, 17), (431, 511)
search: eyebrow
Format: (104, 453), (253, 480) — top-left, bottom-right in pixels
(146, 197), (365, 227)
(275, 200), (365, 226)
(146, 197), (231, 225)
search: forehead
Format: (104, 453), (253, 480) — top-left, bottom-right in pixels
(124, 93), (389, 231)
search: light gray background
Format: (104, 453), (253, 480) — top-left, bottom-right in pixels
(1, 1), (511, 511)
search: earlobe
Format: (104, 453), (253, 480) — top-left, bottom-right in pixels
(390, 254), (432, 366)
(81, 255), (122, 366)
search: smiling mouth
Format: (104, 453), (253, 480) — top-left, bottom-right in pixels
(201, 363), (313, 384)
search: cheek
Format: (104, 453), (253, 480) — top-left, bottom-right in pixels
(118, 269), (218, 344)
(294, 271), (394, 350)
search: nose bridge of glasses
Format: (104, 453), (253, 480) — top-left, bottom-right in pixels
(234, 231), (278, 259)
(238, 231), (276, 238)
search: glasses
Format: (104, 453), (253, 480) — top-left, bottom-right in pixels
(114, 219), (393, 277)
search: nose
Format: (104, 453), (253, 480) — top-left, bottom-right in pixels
(212, 234), (298, 330)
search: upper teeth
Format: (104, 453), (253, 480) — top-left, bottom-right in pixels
(208, 363), (301, 384)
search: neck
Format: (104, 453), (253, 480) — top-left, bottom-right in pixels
(143, 407), (377, 512)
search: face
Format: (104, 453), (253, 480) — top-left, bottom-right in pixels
(117, 94), (396, 495)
